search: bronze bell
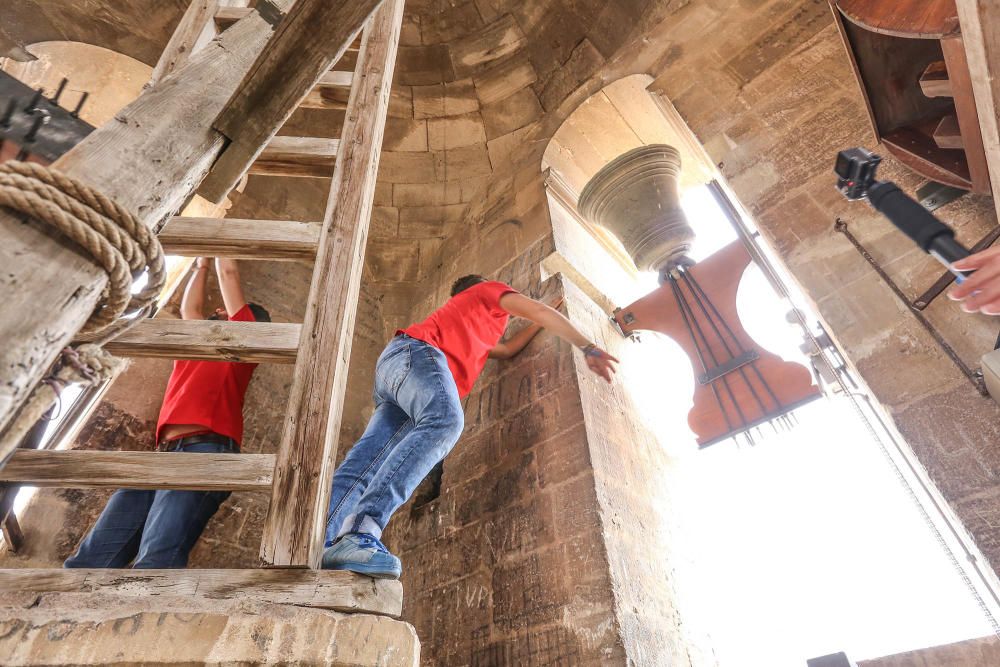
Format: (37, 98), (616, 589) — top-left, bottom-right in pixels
(578, 144), (694, 273)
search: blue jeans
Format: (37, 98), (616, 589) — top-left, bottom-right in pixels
(64, 439), (233, 569)
(325, 335), (464, 545)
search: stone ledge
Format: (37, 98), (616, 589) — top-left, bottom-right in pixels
(0, 590), (419, 666)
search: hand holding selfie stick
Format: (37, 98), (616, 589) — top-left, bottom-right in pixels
(835, 148), (972, 283)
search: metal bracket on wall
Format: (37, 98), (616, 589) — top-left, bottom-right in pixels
(834, 219), (988, 396)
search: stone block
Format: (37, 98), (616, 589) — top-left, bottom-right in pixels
(481, 87), (543, 141)
(413, 80), (480, 119)
(383, 118), (429, 152)
(473, 53), (538, 106)
(0, 593), (419, 666)
(396, 44), (456, 86)
(427, 112), (488, 150)
(451, 14), (527, 77)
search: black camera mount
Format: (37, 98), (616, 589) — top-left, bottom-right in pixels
(834, 147), (972, 279)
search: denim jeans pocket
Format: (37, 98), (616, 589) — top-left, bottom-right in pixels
(376, 340), (412, 394)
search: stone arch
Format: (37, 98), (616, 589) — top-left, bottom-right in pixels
(0, 0), (186, 66)
(2, 41), (152, 126)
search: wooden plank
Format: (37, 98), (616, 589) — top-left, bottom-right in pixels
(920, 60), (953, 98)
(941, 35), (992, 193)
(0, 8), (289, 449)
(934, 113), (964, 148)
(249, 136), (340, 178)
(261, 0), (405, 568)
(0, 568), (402, 617)
(835, 0), (960, 38)
(198, 0), (382, 202)
(300, 71), (355, 110)
(150, 0), (221, 86)
(1, 513), (23, 553)
(0, 450), (275, 491)
(215, 6), (253, 30)
(94, 319), (300, 363)
(956, 0), (1000, 202)
(160, 216), (320, 260)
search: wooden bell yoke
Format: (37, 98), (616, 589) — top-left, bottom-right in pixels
(579, 145), (821, 447)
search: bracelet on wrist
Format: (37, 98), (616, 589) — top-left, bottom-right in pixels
(581, 343), (601, 358)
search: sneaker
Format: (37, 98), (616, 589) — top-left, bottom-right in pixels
(321, 532), (402, 579)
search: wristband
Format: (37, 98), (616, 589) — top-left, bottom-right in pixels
(581, 343), (602, 358)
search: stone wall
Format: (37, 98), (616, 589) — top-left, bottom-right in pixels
(860, 636), (1000, 666)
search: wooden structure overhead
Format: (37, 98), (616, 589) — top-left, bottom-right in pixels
(831, 0), (991, 193)
(0, 0), (406, 617)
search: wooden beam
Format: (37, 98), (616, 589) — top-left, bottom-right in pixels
(1, 513), (23, 552)
(94, 320), (300, 363)
(300, 71), (355, 110)
(198, 0), (383, 202)
(249, 136), (340, 178)
(919, 61), (953, 98)
(0, 450), (275, 491)
(160, 216), (320, 260)
(215, 6), (253, 30)
(149, 0), (221, 86)
(956, 0), (1000, 201)
(261, 0), (405, 568)
(0, 8), (288, 446)
(0, 568), (403, 617)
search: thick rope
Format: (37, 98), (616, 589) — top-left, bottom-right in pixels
(0, 161), (165, 335)
(0, 346), (127, 465)
(0, 161), (164, 458)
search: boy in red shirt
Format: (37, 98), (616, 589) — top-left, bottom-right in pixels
(65, 258), (269, 569)
(322, 275), (617, 578)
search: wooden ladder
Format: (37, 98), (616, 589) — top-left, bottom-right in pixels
(0, 0), (405, 610)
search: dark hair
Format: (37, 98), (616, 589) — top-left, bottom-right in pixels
(248, 303), (271, 322)
(451, 274), (486, 297)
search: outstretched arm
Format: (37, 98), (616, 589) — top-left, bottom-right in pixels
(215, 258), (248, 317)
(490, 297), (563, 360)
(497, 292), (618, 382)
(180, 258), (211, 320)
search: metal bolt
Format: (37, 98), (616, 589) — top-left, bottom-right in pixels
(50, 78), (68, 106)
(24, 87), (44, 113)
(0, 98), (16, 128)
(71, 91), (89, 118)
(24, 112), (49, 143)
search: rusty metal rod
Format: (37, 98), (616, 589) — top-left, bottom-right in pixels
(834, 218), (987, 396)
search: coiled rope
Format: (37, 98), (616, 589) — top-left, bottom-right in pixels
(0, 161), (165, 457)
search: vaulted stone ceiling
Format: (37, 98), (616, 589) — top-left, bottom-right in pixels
(0, 0), (689, 291)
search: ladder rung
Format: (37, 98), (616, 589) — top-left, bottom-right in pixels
(0, 568), (402, 617)
(300, 71), (354, 110)
(97, 320), (300, 363)
(919, 60), (952, 98)
(250, 136), (340, 178)
(0, 450), (275, 491)
(160, 217), (320, 260)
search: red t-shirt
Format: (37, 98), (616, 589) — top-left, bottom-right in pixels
(156, 304), (258, 445)
(402, 281), (517, 397)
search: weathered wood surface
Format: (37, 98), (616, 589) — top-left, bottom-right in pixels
(199, 0), (382, 201)
(0, 450), (275, 491)
(920, 61), (953, 98)
(96, 320), (300, 363)
(941, 35), (991, 193)
(249, 136), (341, 178)
(160, 216), (320, 260)
(957, 0), (1000, 203)
(149, 0), (221, 86)
(215, 6), (254, 29)
(934, 113), (964, 149)
(0, 7), (288, 442)
(261, 0), (405, 568)
(300, 71), (355, 110)
(835, 0), (960, 38)
(0, 568), (403, 617)
(1, 513), (23, 553)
